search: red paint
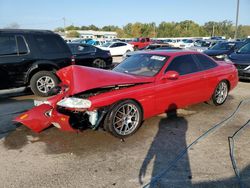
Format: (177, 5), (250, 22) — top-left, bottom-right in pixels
(15, 51), (238, 133)
(129, 37), (152, 49)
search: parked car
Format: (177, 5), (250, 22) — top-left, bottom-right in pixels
(99, 42), (134, 56)
(179, 39), (195, 48)
(163, 39), (182, 47)
(86, 39), (105, 47)
(129, 37), (151, 50)
(204, 41), (245, 60)
(188, 40), (212, 52)
(71, 38), (92, 44)
(15, 51), (238, 138)
(0, 29), (73, 97)
(228, 42), (250, 80)
(123, 44), (181, 59)
(68, 43), (112, 69)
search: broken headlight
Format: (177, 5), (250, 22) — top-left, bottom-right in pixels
(57, 97), (91, 109)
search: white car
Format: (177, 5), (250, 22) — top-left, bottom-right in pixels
(99, 42), (134, 56)
(179, 39), (195, 48)
(163, 39), (182, 47)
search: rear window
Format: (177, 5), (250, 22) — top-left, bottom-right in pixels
(194, 54), (218, 70)
(0, 35), (17, 56)
(33, 34), (69, 54)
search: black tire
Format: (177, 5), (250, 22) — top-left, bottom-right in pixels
(126, 50), (131, 53)
(104, 100), (143, 138)
(93, 58), (106, 68)
(210, 80), (229, 106)
(30, 71), (59, 97)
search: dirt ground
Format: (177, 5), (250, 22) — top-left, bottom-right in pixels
(0, 63), (250, 187)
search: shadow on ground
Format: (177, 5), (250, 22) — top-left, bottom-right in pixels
(139, 104), (192, 188)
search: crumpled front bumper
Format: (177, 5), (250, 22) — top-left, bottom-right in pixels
(14, 104), (74, 133)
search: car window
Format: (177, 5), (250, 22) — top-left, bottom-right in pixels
(165, 55), (200, 75)
(0, 35), (17, 56)
(141, 39), (145, 43)
(194, 54), (217, 70)
(116, 43), (126, 47)
(16, 36), (29, 55)
(237, 43), (250, 54)
(76, 45), (96, 53)
(114, 53), (168, 77)
(110, 43), (118, 48)
(34, 34), (68, 54)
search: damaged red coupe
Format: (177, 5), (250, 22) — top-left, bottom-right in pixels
(15, 51), (238, 138)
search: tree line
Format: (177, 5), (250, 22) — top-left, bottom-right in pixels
(54, 20), (250, 39)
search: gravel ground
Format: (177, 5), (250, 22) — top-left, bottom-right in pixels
(0, 60), (249, 187)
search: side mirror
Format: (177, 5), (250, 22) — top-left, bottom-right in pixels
(162, 71), (179, 80)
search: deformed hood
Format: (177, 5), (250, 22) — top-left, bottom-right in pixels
(57, 65), (154, 95)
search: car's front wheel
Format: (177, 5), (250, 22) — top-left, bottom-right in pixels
(211, 80), (229, 105)
(30, 71), (59, 97)
(104, 100), (143, 138)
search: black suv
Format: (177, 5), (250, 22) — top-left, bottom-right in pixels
(0, 29), (73, 96)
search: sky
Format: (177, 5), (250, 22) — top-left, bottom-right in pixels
(0, 0), (250, 30)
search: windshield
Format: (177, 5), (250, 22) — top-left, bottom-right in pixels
(237, 43), (250, 54)
(210, 42), (234, 50)
(113, 54), (168, 77)
(101, 42), (112, 47)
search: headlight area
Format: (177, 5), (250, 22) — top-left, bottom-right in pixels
(56, 97), (108, 130)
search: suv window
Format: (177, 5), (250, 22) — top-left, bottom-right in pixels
(33, 34), (67, 54)
(165, 55), (200, 75)
(194, 54), (217, 70)
(16, 36), (29, 55)
(0, 35), (17, 56)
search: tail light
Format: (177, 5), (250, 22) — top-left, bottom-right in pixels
(71, 56), (76, 65)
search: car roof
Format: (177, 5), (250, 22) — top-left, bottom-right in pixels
(0, 29), (54, 34)
(140, 50), (201, 57)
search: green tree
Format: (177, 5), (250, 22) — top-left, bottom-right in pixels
(65, 25), (80, 31)
(54, 27), (64, 32)
(66, 31), (80, 38)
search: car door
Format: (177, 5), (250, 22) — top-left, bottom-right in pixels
(109, 43), (118, 56)
(155, 54), (207, 113)
(0, 34), (31, 89)
(74, 44), (96, 67)
(192, 54), (221, 100)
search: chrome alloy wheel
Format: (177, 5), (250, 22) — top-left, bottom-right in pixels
(113, 104), (140, 136)
(215, 82), (228, 104)
(36, 76), (55, 94)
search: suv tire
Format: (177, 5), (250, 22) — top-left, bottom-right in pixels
(30, 71), (59, 97)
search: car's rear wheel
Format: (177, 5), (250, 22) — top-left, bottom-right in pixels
(211, 81), (229, 105)
(93, 58), (106, 68)
(30, 71), (59, 97)
(104, 100), (143, 138)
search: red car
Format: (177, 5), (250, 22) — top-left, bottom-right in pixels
(129, 37), (152, 50)
(15, 51), (238, 138)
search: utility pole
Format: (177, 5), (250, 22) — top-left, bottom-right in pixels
(62, 17), (66, 30)
(212, 24), (215, 37)
(234, 0), (240, 39)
